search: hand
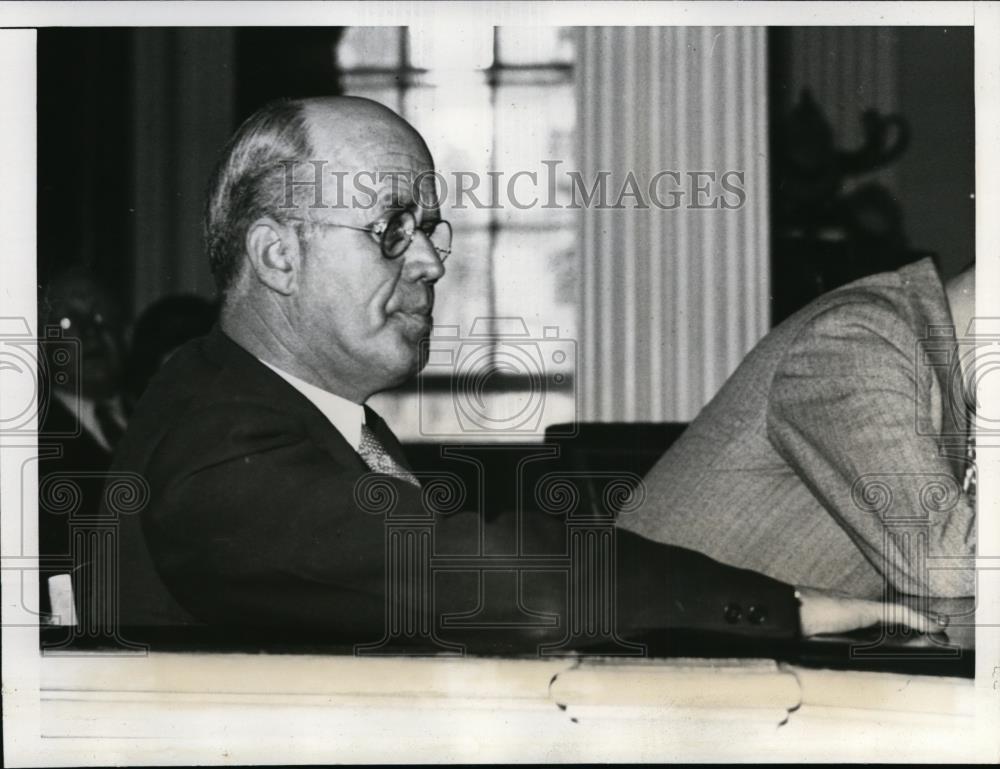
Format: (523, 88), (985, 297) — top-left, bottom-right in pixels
(796, 586), (949, 638)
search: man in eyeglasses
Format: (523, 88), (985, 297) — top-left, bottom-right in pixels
(106, 96), (941, 648)
(37, 265), (128, 624)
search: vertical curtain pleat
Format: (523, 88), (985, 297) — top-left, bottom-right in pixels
(577, 27), (770, 422)
(131, 29), (236, 313)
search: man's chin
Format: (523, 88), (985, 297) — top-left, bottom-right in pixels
(374, 320), (433, 388)
(404, 321), (434, 376)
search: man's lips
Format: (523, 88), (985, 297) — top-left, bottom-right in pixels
(385, 291), (433, 329)
(392, 308), (433, 330)
(391, 302), (432, 317)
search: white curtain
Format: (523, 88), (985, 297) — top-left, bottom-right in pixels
(576, 27), (771, 423)
(577, 27), (770, 421)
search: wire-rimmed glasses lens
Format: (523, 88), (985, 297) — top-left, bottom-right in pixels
(426, 219), (452, 262)
(382, 209), (417, 258)
(287, 208), (452, 262)
(380, 209), (452, 262)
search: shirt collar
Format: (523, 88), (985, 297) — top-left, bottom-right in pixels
(258, 359), (366, 451)
(51, 390), (124, 452)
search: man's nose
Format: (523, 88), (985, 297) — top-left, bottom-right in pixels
(402, 230), (446, 282)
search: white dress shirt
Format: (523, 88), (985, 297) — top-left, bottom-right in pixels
(259, 359), (365, 451)
(51, 389), (126, 453)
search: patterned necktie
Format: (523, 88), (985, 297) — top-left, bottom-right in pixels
(358, 411), (420, 488)
(963, 408), (977, 507)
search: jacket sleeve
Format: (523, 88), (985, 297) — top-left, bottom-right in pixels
(513, 507), (801, 641)
(142, 401), (803, 645)
(614, 528), (801, 639)
(766, 299), (975, 597)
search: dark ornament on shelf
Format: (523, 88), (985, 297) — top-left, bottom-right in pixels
(772, 89), (928, 323)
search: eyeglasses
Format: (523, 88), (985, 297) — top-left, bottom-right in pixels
(287, 205), (452, 262)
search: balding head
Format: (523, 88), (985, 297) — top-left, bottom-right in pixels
(204, 96), (431, 298)
(301, 97), (431, 177)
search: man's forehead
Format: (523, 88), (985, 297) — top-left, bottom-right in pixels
(307, 107), (431, 170)
(356, 150), (437, 211)
(370, 151), (434, 181)
(332, 143), (432, 174)
(300, 100), (436, 210)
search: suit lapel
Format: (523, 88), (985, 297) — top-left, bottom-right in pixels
(204, 327), (368, 472)
(898, 260), (967, 476)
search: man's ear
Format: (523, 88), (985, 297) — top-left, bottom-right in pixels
(245, 217), (302, 296)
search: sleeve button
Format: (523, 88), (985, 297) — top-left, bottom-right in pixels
(748, 605), (768, 624)
(723, 603), (742, 623)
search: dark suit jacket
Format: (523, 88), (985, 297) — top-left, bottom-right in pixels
(38, 397), (114, 618)
(107, 326), (801, 649)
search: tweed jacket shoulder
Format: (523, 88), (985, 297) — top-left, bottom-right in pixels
(619, 258), (975, 598)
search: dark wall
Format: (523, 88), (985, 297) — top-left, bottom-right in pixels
(38, 29), (134, 310)
(38, 27), (344, 321)
(236, 27), (343, 123)
(897, 27), (975, 278)
(769, 27), (975, 321)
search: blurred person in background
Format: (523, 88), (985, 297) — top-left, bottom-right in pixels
(37, 265), (128, 622)
(124, 294), (219, 405)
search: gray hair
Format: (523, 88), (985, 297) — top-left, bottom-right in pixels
(204, 98), (313, 295)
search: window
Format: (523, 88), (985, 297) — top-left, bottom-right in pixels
(338, 27), (579, 441)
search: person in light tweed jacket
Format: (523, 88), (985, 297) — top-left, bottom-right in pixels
(620, 257), (976, 600)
